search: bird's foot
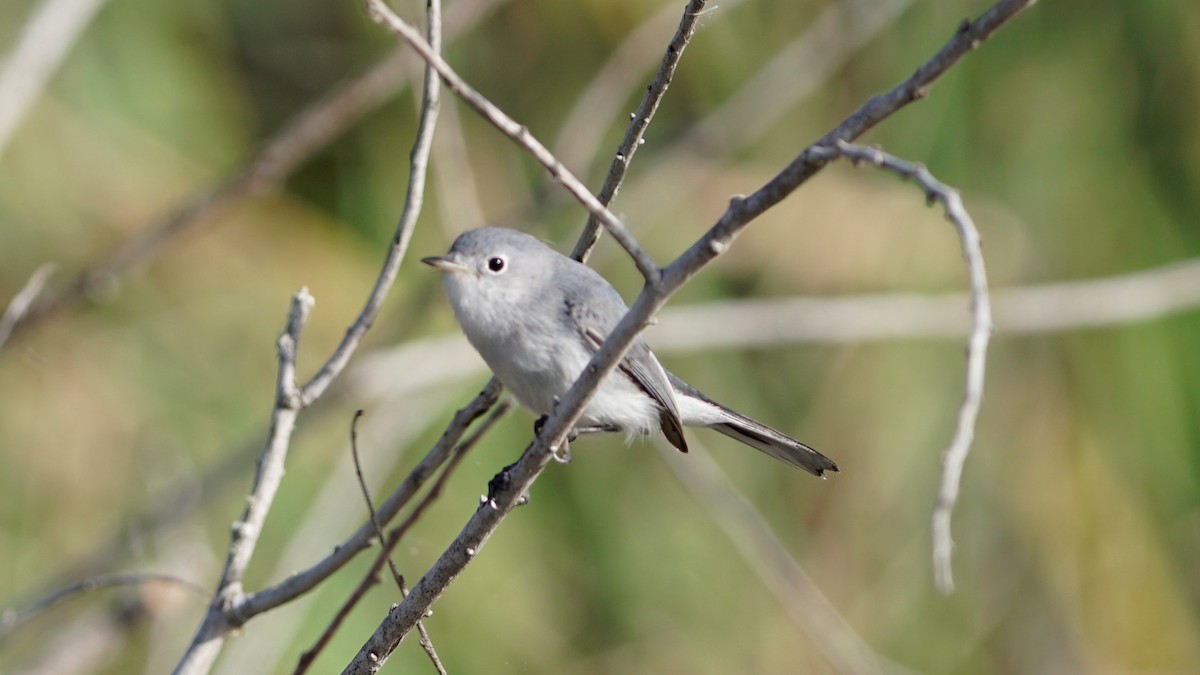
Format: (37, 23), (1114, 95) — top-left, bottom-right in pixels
(486, 460), (530, 507)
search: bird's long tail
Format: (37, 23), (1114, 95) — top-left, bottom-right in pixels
(667, 373), (838, 478)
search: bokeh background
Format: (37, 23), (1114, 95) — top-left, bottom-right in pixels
(2, 0), (1199, 672)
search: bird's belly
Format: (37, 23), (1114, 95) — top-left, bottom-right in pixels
(470, 332), (658, 435)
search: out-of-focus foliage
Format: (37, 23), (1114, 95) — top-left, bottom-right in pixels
(2, 0), (1199, 673)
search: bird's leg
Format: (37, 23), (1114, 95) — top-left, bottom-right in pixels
(571, 424), (622, 436)
(535, 402), (575, 464)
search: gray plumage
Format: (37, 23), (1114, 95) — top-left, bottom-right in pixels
(422, 227), (837, 477)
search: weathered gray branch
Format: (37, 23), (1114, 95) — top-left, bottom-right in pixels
(812, 140), (992, 592)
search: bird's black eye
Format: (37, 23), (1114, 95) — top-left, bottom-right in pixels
(487, 256), (506, 273)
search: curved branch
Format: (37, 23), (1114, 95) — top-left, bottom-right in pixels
(0, 571), (206, 643)
(813, 141), (992, 593)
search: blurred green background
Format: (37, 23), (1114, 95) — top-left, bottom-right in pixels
(2, 0), (1199, 672)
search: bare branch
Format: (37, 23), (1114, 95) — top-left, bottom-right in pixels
(296, 2), (442, 405)
(663, 0), (1037, 288)
(0, 262), (56, 349)
(0, 0), (109, 159)
(0, 572), (205, 643)
(346, 410), (406, 591)
(1, 0), (506, 348)
(363, 0), (660, 280)
(568, 0), (710, 263)
(234, 379), (502, 618)
(813, 141), (992, 594)
(553, 0), (746, 173)
(173, 287), (313, 675)
(343, 0), (1035, 668)
(292, 404), (488, 675)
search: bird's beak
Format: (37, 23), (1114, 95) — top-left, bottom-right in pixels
(421, 255), (470, 274)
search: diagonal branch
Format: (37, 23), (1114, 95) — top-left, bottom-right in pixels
(0, 0), (110, 159)
(170, 288), (313, 675)
(362, 0), (660, 281)
(0, 262), (56, 350)
(568, 0), (710, 263)
(299, 0), (442, 404)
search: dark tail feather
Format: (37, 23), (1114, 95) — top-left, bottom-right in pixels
(709, 417), (838, 477)
(665, 371), (837, 477)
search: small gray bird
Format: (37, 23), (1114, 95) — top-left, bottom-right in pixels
(422, 227), (838, 477)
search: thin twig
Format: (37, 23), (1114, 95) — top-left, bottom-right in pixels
(235, 380), (501, 619)
(362, 0), (659, 281)
(298, 0), (441, 405)
(553, 0), (746, 175)
(814, 140), (992, 593)
(568, 0), (710, 263)
(1, 0), (507, 349)
(0, 0), (110, 159)
(0, 572), (206, 643)
(347, 408), (448, 675)
(343, 1), (1035, 670)
(172, 288), (314, 675)
(0, 262), (56, 349)
(295, 402), (508, 675)
(347, 411), (405, 589)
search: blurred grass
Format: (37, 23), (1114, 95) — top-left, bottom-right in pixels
(2, 0), (1200, 672)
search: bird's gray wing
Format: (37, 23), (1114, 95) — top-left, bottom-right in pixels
(580, 324), (688, 453)
(562, 290), (688, 453)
